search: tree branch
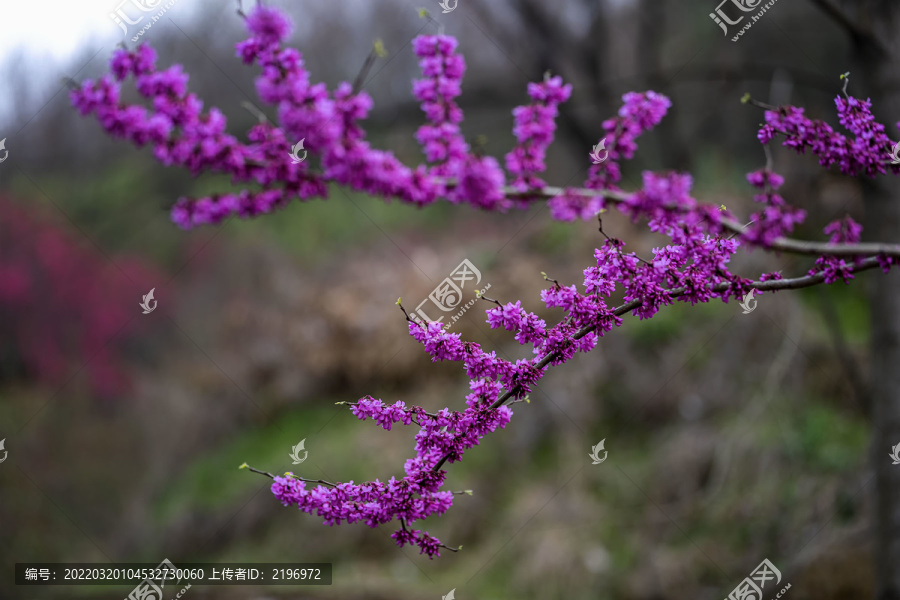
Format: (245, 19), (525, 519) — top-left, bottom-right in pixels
(241, 463), (337, 488)
(430, 255), (884, 472)
(808, 0), (890, 57)
(502, 184), (900, 258)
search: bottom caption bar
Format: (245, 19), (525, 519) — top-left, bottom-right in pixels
(16, 560), (332, 586)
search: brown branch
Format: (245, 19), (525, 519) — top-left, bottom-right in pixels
(223, 164), (897, 260)
(430, 255), (884, 472)
(296, 477), (338, 488)
(500, 184), (900, 258)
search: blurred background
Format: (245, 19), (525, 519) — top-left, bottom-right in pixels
(0, 0), (892, 598)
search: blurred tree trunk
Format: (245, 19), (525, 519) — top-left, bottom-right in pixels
(839, 1), (900, 598)
(811, 1), (900, 596)
(865, 73), (900, 599)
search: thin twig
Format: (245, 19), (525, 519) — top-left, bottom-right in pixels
(478, 294), (502, 307)
(744, 97), (779, 111)
(541, 271), (560, 286)
(352, 41), (384, 94)
(396, 299), (415, 322)
(241, 464), (275, 479)
(241, 463), (337, 487)
(240, 101), (268, 124)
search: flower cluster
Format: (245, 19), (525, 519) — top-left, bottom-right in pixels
(811, 216), (864, 284)
(269, 361), (513, 557)
(269, 471), (453, 554)
(349, 396), (416, 431)
(585, 91), (672, 191)
(549, 91), (672, 221)
(505, 75), (572, 192)
(758, 95), (900, 177)
(71, 6), (668, 228)
(412, 36), (468, 172)
(743, 168), (807, 247)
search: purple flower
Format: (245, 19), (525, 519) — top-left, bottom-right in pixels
(245, 6), (292, 48)
(448, 155), (508, 210)
(548, 189), (603, 222)
(505, 75), (572, 191)
(759, 95), (900, 177)
(746, 168), (785, 189)
(811, 216), (864, 283)
(485, 301), (546, 346)
(412, 35), (469, 177)
(586, 91), (671, 191)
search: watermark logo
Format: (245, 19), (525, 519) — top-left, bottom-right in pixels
(0, 439), (7, 464)
(710, 0), (779, 41)
(891, 443), (900, 465)
(739, 289), (757, 314)
(725, 558), (789, 600)
(140, 288), (157, 314)
(126, 558), (191, 600)
(438, 0), (458, 13)
(589, 439), (608, 464)
(110, 0), (155, 36)
(889, 142), (900, 165)
(289, 139), (307, 164)
(709, 0), (761, 34)
(590, 138), (608, 164)
(0, 138), (8, 163)
(110, 0), (178, 43)
(289, 439), (308, 465)
(442, 589), (456, 600)
(412, 259), (491, 330)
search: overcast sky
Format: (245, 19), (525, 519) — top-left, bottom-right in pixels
(0, 0), (208, 125)
(0, 0), (202, 63)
